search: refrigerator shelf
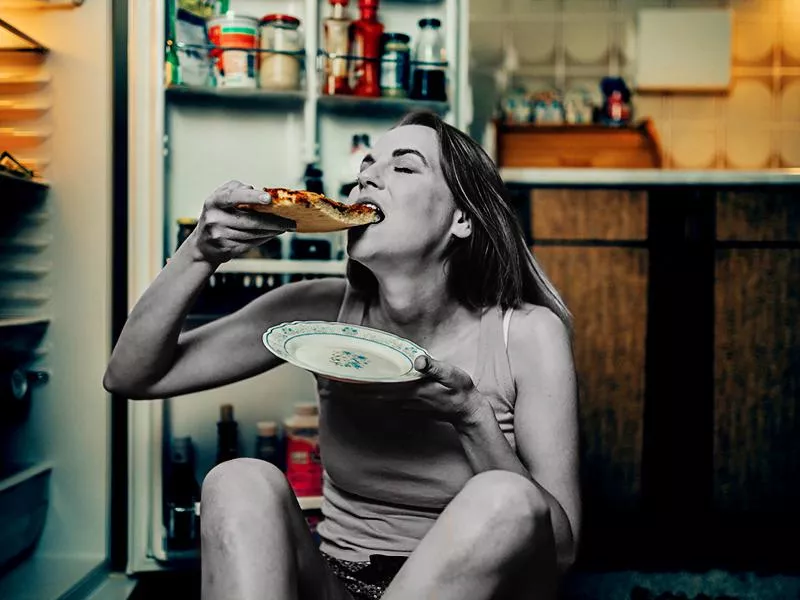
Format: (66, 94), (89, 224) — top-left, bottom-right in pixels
(165, 85), (306, 107)
(317, 93), (449, 116)
(216, 259), (347, 275)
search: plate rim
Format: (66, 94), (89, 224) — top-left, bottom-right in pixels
(262, 320), (431, 383)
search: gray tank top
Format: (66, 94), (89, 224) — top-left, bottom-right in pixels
(315, 284), (517, 561)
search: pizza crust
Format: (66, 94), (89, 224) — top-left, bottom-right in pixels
(236, 187), (382, 233)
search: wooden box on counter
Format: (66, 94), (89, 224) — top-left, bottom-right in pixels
(493, 118), (663, 169)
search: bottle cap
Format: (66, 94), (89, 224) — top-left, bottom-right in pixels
(220, 404), (234, 422)
(257, 421), (278, 436)
(418, 18), (441, 28)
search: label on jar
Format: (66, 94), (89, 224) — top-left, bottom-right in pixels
(380, 47), (409, 92)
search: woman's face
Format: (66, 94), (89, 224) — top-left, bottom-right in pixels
(346, 125), (470, 267)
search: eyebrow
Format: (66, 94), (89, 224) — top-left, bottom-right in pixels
(360, 148), (430, 169)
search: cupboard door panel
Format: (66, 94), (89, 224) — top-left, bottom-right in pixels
(714, 249), (800, 514)
(533, 246), (648, 512)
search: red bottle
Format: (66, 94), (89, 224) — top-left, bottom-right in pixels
(349, 0), (383, 97)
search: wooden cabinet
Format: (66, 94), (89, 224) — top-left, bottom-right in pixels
(514, 184), (800, 571)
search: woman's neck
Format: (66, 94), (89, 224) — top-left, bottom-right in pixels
(368, 265), (470, 342)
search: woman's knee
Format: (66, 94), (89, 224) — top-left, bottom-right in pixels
(461, 470), (552, 545)
(201, 458), (290, 513)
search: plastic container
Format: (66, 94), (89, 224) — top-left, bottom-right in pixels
(284, 404), (322, 497)
(208, 12), (260, 88)
(259, 14), (302, 90)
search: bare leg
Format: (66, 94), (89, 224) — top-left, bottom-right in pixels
(200, 458), (352, 600)
(381, 470), (558, 600)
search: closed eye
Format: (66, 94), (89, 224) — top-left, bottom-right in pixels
(394, 167), (415, 173)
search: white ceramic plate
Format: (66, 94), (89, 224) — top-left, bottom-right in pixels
(263, 321), (430, 383)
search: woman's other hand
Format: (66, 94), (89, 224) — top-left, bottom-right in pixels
(324, 355), (487, 426)
(187, 180), (296, 266)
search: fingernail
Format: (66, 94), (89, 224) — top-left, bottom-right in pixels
(259, 193), (271, 203)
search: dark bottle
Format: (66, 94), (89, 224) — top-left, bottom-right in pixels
(410, 18), (447, 102)
(166, 436), (201, 551)
(216, 404), (240, 464)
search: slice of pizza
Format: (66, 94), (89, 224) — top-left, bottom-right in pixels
(236, 188), (383, 233)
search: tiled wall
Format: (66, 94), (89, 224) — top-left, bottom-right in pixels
(470, 0), (800, 169)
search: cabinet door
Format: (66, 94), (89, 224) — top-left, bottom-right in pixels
(714, 191), (800, 516)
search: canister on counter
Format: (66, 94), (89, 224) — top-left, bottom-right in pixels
(259, 14), (302, 90)
(380, 33), (410, 98)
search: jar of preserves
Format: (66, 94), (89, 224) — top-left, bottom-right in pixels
(380, 33), (410, 97)
(259, 14), (302, 90)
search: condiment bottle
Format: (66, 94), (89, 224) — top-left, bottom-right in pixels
(284, 403), (322, 497)
(166, 436), (201, 550)
(323, 0), (352, 95)
(255, 420), (282, 470)
(349, 0), (384, 97)
(216, 403), (239, 464)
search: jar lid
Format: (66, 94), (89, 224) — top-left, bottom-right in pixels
(418, 18), (441, 28)
(294, 402), (319, 416)
(261, 14), (301, 27)
(257, 421), (278, 436)
(177, 217), (198, 225)
(382, 33), (410, 44)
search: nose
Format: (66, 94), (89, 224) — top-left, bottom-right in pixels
(357, 163), (384, 191)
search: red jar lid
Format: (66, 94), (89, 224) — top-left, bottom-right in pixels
(260, 14), (301, 27)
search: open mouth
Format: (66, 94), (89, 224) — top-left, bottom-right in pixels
(356, 200), (385, 223)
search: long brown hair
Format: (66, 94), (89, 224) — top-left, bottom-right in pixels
(347, 111), (572, 332)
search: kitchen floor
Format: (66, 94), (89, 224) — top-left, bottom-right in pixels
(95, 569), (800, 600)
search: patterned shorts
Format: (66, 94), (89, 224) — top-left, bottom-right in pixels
(321, 552), (408, 600)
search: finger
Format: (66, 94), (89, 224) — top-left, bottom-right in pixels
(218, 183), (269, 210)
(414, 355), (471, 389)
(217, 211), (296, 233)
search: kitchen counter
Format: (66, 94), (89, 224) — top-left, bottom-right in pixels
(500, 168), (800, 188)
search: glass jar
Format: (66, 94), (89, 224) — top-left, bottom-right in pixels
(259, 14), (302, 90)
(380, 33), (411, 98)
(411, 18), (447, 102)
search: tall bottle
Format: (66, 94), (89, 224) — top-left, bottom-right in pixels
(323, 0), (352, 95)
(349, 0), (384, 97)
(216, 403), (240, 464)
(166, 437), (201, 551)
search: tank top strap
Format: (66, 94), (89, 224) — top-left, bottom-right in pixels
(474, 305), (515, 399)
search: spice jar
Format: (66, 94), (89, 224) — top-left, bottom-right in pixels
(380, 33), (410, 97)
(259, 14), (302, 90)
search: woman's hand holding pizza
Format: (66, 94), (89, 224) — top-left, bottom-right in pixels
(189, 180), (296, 266)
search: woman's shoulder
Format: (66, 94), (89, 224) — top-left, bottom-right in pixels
(507, 303), (570, 347)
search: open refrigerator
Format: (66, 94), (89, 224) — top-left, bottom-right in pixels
(126, 0), (471, 574)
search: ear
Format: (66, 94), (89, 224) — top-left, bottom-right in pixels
(450, 208), (472, 240)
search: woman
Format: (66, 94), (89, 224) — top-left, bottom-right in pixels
(104, 111), (580, 600)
